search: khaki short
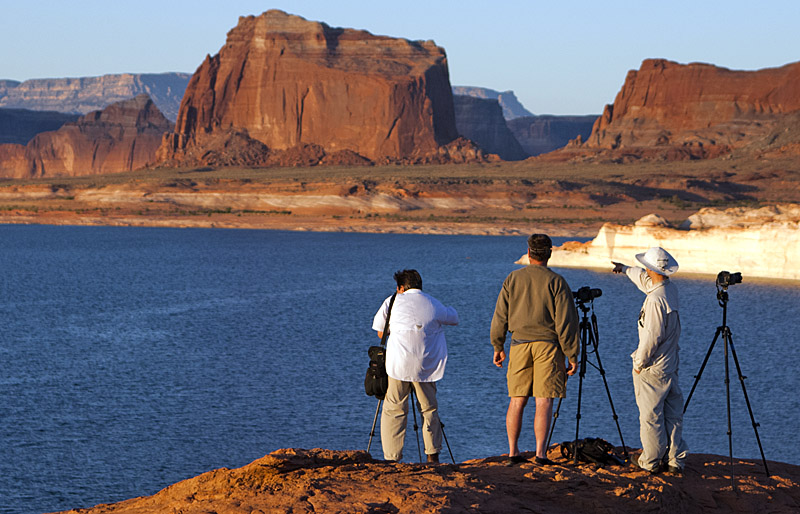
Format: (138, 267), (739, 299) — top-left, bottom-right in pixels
(507, 341), (567, 398)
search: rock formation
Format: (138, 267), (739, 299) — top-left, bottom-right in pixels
(53, 447), (800, 513)
(452, 86), (533, 119)
(0, 94), (173, 178)
(552, 59), (800, 162)
(0, 108), (79, 145)
(158, 10), (461, 167)
(453, 95), (527, 160)
(0, 73), (190, 121)
(508, 115), (597, 156)
(521, 204), (800, 281)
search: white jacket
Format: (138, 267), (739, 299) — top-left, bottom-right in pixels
(625, 266), (681, 376)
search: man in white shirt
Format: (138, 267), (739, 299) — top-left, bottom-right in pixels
(372, 269), (459, 463)
(613, 247), (689, 475)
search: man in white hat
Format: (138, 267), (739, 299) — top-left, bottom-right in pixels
(613, 247), (688, 475)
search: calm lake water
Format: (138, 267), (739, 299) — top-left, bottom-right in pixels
(1, 225), (798, 514)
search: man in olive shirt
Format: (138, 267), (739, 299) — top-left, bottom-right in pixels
(491, 234), (580, 465)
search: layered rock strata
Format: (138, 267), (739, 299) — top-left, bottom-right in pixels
(554, 59), (800, 161)
(521, 205), (800, 281)
(158, 10), (460, 166)
(453, 95), (527, 160)
(0, 95), (173, 178)
(451, 86), (533, 119)
(0, 73), (190, 121)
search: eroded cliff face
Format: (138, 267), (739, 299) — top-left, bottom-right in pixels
(158, 10), (460, 166)
(533, 205), (800, 281)
(552, 59), (800, 162)
(0, 95), (173, 178)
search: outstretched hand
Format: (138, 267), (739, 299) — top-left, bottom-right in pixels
(612, 261), (625, 274)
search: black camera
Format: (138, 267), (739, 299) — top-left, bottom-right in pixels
(573, 286), (602, 303)
(716, 271), (742, 288)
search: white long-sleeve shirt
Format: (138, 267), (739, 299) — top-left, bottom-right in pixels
(372, 289), (459, 382)
(625, 266), (681, 375)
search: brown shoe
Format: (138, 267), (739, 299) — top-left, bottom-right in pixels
(426, 453), (440, 463)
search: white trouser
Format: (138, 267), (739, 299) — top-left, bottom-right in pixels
(380, 377), (441, 461)
(632, 368), (689, 470)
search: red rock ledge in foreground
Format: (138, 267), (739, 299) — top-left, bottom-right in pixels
(55, 447), (799, 513)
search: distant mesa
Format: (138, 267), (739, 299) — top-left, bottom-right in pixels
(0, 73), (190, 122)
(549, 59), (800, 162)
(453, 95), (527, 160)
(508, 114), (597, 156)
(0, 108), (79, 145)
(157, 10), (488, 167)
(452, 86), (533, 120)
(0, 94), (172, 178)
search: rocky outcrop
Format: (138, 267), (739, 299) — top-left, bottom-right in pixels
(452, 86), (533, 119)
(54, 447), (800, 513)
(0, 73), (190, 121)
(508, 115), (597, 156)
(0, 94), (173, 178)
(0, 108), (79, 145)
(554, 59), (800, 162)
(453, 95), (527, 160)
(524, 204), (800, 281)
(158, 10), (460, 167)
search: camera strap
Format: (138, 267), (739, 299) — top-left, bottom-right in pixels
(379, 292), (397, 347)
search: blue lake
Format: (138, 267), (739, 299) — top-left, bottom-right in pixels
(1, 225), (798, 514)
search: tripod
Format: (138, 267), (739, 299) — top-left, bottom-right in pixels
(548, 298), (629, 464)
(683, 283), (769, 487)
(367, 387), (455, 463)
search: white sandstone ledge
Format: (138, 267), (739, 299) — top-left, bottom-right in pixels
(517, 205), (800, 282)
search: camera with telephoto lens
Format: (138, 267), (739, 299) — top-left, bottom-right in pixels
(573, 286), (602, 303)
(716, 271), (742, 288)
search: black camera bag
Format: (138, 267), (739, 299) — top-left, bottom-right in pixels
(560, 437), (625, 466)
(364, 293), (396, 400)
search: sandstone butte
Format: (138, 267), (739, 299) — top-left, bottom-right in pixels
(156, 9), (479, 168)
(547, 59), (800, 162)
(52, 447), (800, 513)
(0, 94), (172, 178)
(517, 204), (800, 282)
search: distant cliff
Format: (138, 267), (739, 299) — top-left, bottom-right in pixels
(0, 108), (79, 145)
(0, 73), (190, 121)
(560, 59), (800, 161)
(452, 86), (533, 119)
(158, 10), (472, 167)
(453, 95), (527, 160)
(508, 115), (597, 156)
(0, 95), (172, 178)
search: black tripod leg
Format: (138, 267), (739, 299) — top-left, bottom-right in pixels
(440, 420), (455, 463)
(590, 335), (629, 462)
(724, 329), (735, 489)
(367, 399), (382, 454)
(547, 398), (563, 449)
(684, 327), (722, 412)
(410, 388), (422, 463)
(573, 318), (589, 464)
(726, 330), (770, 476)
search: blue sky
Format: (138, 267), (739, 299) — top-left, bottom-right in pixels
(2, 1), (799, 115)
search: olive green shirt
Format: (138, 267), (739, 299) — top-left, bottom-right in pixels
(490, 264), (580, 363)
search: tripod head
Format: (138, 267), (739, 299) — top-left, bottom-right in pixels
(715, 271), (742, 308)
(573, 286), (602, 314)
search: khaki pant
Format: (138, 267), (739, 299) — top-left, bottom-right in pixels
(380, 377), (441, 461)
(633, 368), (689, 470)
(507, 341), (567, 398)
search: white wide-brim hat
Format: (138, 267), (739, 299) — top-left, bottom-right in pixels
(636, 246), (679, 276)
